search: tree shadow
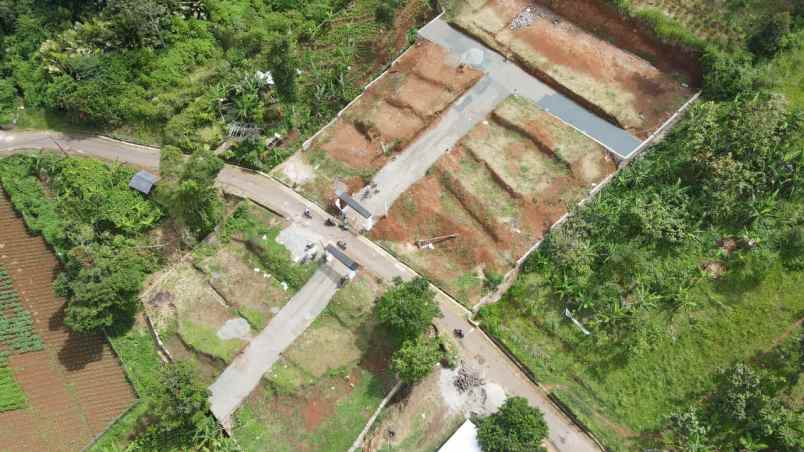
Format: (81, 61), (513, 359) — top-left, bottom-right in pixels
(50, 302), (105, 371)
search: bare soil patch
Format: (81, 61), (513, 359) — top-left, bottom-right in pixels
(0, 192), (135, 452)
(275, 40), (483, 206)
(372, 96), (615, 307)
(452, 0), (694, 137)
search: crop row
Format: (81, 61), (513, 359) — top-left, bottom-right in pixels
(0, 268), (44, 355)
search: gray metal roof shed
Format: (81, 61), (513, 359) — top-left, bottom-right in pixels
(335, 189), (372, 219)
(129, 171), (159, 195)
(326, 245), (360, 271)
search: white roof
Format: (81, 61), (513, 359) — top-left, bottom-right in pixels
(439, 420), (482, 452)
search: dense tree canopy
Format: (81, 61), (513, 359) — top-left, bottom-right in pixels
(476, 397), (549, 452)
(157, 145), (224, 241)
(377, 277), (440, 341)
(391, 334), (442, 384)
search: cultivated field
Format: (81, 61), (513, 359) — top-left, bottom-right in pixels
(450, 0), (694, 137)
(232, 272), (397, 451)
(0, 193), (135, 451)
(372, 96), (616, 306)
(275, 39), (483, 207)
(629, 0), (795, 43)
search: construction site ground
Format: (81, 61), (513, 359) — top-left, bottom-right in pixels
(141, 202), (317, 384)
(274, 39), (484, 208)
(450, 0), (694, 138)
(371, 96), (616, 307)
(230, 271), (397, 452)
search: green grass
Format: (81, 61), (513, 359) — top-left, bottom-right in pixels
(178, 320), (245, 363)
(0, 354), (27, 412)
(235, 368), (388, 452)
(480, 265), (804, 450)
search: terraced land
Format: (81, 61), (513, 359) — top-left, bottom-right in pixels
(450, 0), (694, 138)
(371, 96), (616, 306)
(275, 39), (483, 206)
(0, 192), (136, 452)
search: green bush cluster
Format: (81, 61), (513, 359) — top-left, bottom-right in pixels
(0, 154), (163, 333)
(668, 330), (804, 450)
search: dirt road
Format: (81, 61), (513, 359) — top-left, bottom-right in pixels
(0, 129), (602, 451)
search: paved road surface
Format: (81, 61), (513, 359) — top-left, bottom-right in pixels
(0, 130), (601, 451)
(208, 264), (344, 430)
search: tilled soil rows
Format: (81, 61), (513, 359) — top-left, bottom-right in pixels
(371, 96), (616, 306)
(275, 39), (483, 207)
(451, 0), (694, 138)
(0, 191), (135, 452)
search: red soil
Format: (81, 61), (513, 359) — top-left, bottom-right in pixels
(0, 192), (136, 452)
(309, 40), (483, 173)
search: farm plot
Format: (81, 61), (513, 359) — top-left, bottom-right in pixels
(274, 40), (483, 207)
(450, 0), (694, 138)
(371, 96), (616, 307)
(629, 0), (793, 43)
(0, 192), (135, 452)
(231, 272), (397, 452)
(143, 201), (317, 383)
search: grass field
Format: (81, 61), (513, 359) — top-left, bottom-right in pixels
(232, 272), (396, 451)
(481, 266), (804, 449)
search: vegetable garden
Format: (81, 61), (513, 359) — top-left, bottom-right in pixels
(0, 266), (42, 412)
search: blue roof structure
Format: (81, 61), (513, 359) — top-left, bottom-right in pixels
(129, 170), (158, 195)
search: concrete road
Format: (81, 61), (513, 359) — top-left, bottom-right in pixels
(358, 76), (510, 217)
(0, 130), (602, 451)
(209, 264), (344, 430)
(419, 19), (641, 159)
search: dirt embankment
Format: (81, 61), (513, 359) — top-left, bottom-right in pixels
(535, 0), (702, 84)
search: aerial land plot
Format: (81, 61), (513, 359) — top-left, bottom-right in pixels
(274, 40), (483, 207)
(0, 193), (135, 452)
(371, 96), (616, 307)
(232, 272), (397, 452)
(450, 0), (694, 138)
(143, 201), (317, 383)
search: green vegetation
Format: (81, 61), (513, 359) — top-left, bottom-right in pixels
(0, 354), (26, 412)
(391, 334), (442, 384)
(667, 329), (804, 450)
(0, 264), (44, 413)
(222, 200), (317, 290)
(0, 154), (162, 333)
(377, 277), (440, 341)
(475, 397), (549, 452)
(157, 144), (224, 241)
(0, 0), (432, 166)
(479, 9), (804, 450)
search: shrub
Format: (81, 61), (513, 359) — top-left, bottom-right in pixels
(701, 47), (756, 100)
(392, 335), (442, 384)
(749, 12), (793, 58)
